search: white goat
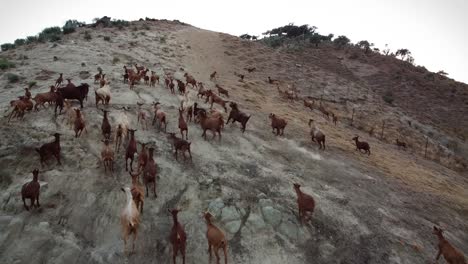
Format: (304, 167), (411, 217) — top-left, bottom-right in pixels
(95, 84), (112, 106)
(120, 186), (140, 254)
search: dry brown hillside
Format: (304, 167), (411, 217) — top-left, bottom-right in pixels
(0, 19), (467, 264)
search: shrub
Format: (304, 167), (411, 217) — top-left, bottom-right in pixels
(63, 19), (85, 34)
(84, 31), (92, 41)
(0, 58), (15, 70)
(333, 35), (350, 48)
(104, 36), (111, 41)
(14, 39), (26, 46)
(382, 91), (394, 104)
(111, 19), (130, 29)
(28, 81), (37, 88)
(81, 62), (86, 67)
(26, 36), (38, 44)
(1, 43), (15, 51)
(262, 36), (284, 48)
(159, 37), (166, 44)
(38, 27), (62, 42)
(6, 73), (20, 83)
(142, 25), (150, 30)
(112, 57), (120, 64)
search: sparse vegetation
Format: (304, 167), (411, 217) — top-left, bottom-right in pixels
(357, 40), (373, 53)
(28, 81), (37, 88)
(6, 73), (20, 83)
(1, 43), (15, 51)
(84, 31), (92, 41)
(333, 35), (350, 48)
(63, 19), (85, 34)
(382, 91), (394, 104)
(14, 39), (26, 46)
(159, 37), (167, 44)
(0, 58), (15, 70)
(104, 36), (111, 41)
(112, 57), (120, 64)
(38, 27), (62, 42)
(26, 36), (37, 44)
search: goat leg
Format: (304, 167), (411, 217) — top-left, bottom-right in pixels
(23, 197), (29, 211)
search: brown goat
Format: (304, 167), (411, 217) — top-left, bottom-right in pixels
(137, 143), (149, 172)
(184, 73), (197, 88)
(33, 86), (57, 111)
(129, 171), (145, 213)
(115, 124), (123, 153)
(210, 71), (217, 80)
(215, 84), (229, 98)
(137, 102), (149, 130)
(21, 169), (40, 211)
(186, 105), (193, 122)
(309, 119), (326, 150)
(125, 129), (138, 171)
(24, 87), (32, 99)
(396, 138), (407, 150)
(169, 79), (176, 94)
(74, 109), (87, 138)
(55, 73), (63, 87)
(268, 76), (279, 85)
(167, 133), (192, 161)
(205, 90), (228, 112)
(150, 71), (159, 87)
(152, 102), (167, 132)
(8, 96), (33, 122)
(101, 139), (114, 173)
(244, 67), (256, 73)
(143, 147), (157, 197)
(178, 108), (188, 139)
(226, 102), (251, 133)
(318, 104), (330, 120)
(199, 111), (222, 141)
(352, 136), (371, 155)
(432, 226), (466, 264)
(176, 79), (186, 95)
(36, 133), (61, 166)
(331, 112), (338, 125)
(303, 99), (314, 110)
(94, 70), (103, 83)
(269, 113), (287, 136)
(101, 109), (111, 140)
(100, 74), (107, 88)
(204, 212), (228, 264)
(293, 183), (315, 224)
(169, 208), (187, 264)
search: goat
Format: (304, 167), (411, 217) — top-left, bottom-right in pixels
(94, 70), (103, 83)
(205, 90), (228, 112)
(226, 102), (251, 133)
(165, 77), (171, 88)
(199, 111), (222, 141)
(293, 183), (315, 224)
(178, 108), (188, 139)
(134, 64), (145, 72)
(268, 76), (279, 84)
(54, 91), (64, 117)
(95, 83), (111, 106)
(74, 109), (87, 137)
(209, 109), (224, 130)
(210, 71), (217, 81)
(129, 171), (144, 213)
(168, 208), (187, 264)
(396, 138), (407, 150)
(8, 96), (33, 122)
(33, 86), (57, 111)
(169, 78), (176, 94)
(137, 143), (148, 172)
(352, 136), (371, 155)
(150, 71), (159, 87)
(57, 83), (89, 108)
(152, 102), (167, 132)
(120, 187), (140, 255)
(308, 119), (326, 150)
(432, 226), (466, 264)
(123, 66), (129, 83)
(176, 79), (186, 95)
(198, 86), (211, 99)
(331, 112), (338, 125)
(99, 74), (107, 88)
(55, 73), (63, 87)
(269, 113), (287, 136)
(204, 211), (228, 264)
(186, 105), (193, 122)
(137, 102), (149, 130)
(101, 139), (114, 173)
(303, 99), (314, 110)
(21, 169), (40, 211)
(24, 88), (32, 99)
(318, 104), (330, 120)
(36, 133), (61, 166)
(115, 124), (124, 153)
(101, 109), (111, 139)
(216, 84), (229, 98)
(277, 85), (296, 101)
(62, 100), (75, 129)
(167, 132), (192, 161)
(244, 67), (256, 73)
(234, 72), (244, 82)
(183, 73), (197, 88)
(143, 147), (157, 197)
(125, 129), (138, 171)
(193, 102), (207, 123)
(115, 108), (130, 145)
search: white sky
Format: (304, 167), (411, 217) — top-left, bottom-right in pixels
(1, 0), (467, 83)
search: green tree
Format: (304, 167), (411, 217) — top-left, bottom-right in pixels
(357, 40), (374, 53)
(333, 35), (350, 48)
(63, 19), (85, 34)
(1, 43), (15, 51)
(240, 34), (252, 40)
(26, 36), (37, 44)
(396, 49), (411, 60)
(14, 39), (26, 46)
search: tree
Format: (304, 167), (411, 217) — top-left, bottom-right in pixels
(396, 49), (411, 60)
(333, 35), (350, 48)
(382, 44), (390, 55)
(357, 40), (374, 53)
(309, 33), (322, 47)
(240, 34), (252, 40)
(14, 39), (26, 46)
(63, 19), (85, 34)
(1, 43), (15, 51)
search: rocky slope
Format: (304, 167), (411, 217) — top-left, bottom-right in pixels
(0, 19), (467, 264)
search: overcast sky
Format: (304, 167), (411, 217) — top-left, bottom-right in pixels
(1, 0), (467, 83)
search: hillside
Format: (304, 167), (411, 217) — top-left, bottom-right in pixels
(0, 18), (467, 264)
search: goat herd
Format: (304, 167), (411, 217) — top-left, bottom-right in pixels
(9, 63), (465, 263)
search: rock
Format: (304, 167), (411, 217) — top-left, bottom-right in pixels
(278, 219), (298, 241)
(246, 213), (266, 231)
(261, 206), (282, 227)
(39, 222), (50, 229)
(208, 198), (224, 218)
(225, 220), (241, 234)
(259, 198), (273, 208)
(221, 206), (241, 222)
(79, 71), (91, 79)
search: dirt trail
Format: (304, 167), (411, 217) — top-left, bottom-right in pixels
(0, 20), (467, 264)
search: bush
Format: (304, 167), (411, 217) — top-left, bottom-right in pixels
(142, 25), (150, 30)
(159, 37), (166, 44)
(382, 91), (394, 104)
(26, 36), (38, 44)
(112, 57), (120, 64)
(262, 36), (284, 48)
(6, 73), (20, 83)
(1, 43), (15, 51)
(38, 27), (62, 42)
(63, 19), (85, 35)
(28, 81), (37, 88)
(14, 39), (26, 46)
(0, 58), (15, 70)
(104, 36), (111, 41)
(84, 31), (92, 41)
(111, 19), (130, 29)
